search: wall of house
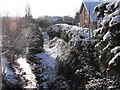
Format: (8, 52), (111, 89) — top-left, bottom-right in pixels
(79, 6), (96, 29)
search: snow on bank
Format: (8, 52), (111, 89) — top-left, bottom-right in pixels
(15, 57), (37, 89)
(42, 32), (66, 59)
(45, 37), (69, 59)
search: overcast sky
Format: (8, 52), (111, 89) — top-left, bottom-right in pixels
(0, 0), (83, 18)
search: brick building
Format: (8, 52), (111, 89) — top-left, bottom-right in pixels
(76, 0), (103, 29)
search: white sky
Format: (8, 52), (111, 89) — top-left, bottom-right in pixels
(0, 0), (83, 18)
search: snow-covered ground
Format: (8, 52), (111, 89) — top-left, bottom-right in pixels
(15, 57), (37, 88)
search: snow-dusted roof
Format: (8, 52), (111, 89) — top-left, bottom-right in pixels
(80, 0), (108, 21)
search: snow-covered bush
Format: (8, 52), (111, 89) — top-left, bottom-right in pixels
(47, 37), (70, 59)
(47, 24), (99, 89)
(47, 24), (90, 43)
(47, 23), (100, 89)
(57, 42), (101, 89)
(94, 0), (120, 75)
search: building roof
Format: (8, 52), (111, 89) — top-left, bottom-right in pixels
(79, 0), (106, 21)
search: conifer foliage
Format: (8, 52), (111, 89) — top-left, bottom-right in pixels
(94, 0), (120, 75)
